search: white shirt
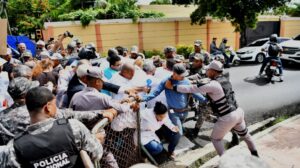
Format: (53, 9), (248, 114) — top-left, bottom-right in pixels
(0, 72), (13, 111)
(144, 75), (167, 108)
(154, 67), (172, 80)
(140, 108), (176, 145)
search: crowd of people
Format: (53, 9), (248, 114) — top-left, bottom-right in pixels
(0, 31), (259, 168)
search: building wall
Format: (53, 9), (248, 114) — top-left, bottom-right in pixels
(43, 16), (300, 55)
(280, 17), (300, 38)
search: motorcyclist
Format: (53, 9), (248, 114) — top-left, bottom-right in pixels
(219, 38), (234, 68)
(258, 34), (283, 82)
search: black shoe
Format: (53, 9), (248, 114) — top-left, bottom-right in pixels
(251, 150), (259, 157)
(228, 132), (239, 148)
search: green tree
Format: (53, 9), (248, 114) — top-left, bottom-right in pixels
(289, 3), (300, 16)
(189, 0), (291, 46)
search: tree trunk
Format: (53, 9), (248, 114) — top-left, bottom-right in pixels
(240, 29), (247, 48)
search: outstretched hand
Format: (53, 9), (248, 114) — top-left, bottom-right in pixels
(165, 80), (173, 90)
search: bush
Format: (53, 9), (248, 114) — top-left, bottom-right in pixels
(150, 0), (171, 5)
(176, 45), (194, 59)
(143, 49), (164, 59)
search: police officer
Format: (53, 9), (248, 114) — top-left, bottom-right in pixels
(0, 77), (117, 145)
(165, 60), (258, 157)
(11, 87), (103, 167)
(189, 40), (210, 65)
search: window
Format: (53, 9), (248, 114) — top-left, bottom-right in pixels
(248, 40), (268, 47)
(294, 35), (300, 41)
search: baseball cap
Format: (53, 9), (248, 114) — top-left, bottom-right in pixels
(21, 52), (33, 58)
(174, 55), (184, 62)
(207, 60), (223, 72)
(143, 61), (155, 73)
(86, 66), (103, 79)
(8, 77), (39, 99)
(40, 51), (50, 60)
(193, 53), (204, 61)
(194, 40), (202, 46)
(131, 46), (139, 54)
(164, 46), (176, 54)
(50, 53), (63, 60)
(173, 63), (188, 77)
(36, 40), (45, 46)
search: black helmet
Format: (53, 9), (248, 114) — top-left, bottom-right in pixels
(269, 34), (278, 43)
(78, 46), (97, 60)
(222, 38), (228, 43)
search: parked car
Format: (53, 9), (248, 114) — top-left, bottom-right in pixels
(236, 37), (291, 63)
(280, 34), (300, 65)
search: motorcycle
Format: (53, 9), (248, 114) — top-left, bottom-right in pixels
(210, 47), (241, 66)
(265, 59), (281, 83)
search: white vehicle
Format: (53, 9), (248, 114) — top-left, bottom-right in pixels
(280, 34), (300, 64)
(236, 37), (291, 63)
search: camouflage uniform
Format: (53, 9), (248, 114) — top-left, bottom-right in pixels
(0, 104), (105, 145)
(2, 118), (103, 168)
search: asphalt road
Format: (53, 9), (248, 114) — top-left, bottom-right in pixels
(229, 62), (300, 123)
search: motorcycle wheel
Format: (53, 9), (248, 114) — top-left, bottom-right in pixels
(233, 60), (240, 66)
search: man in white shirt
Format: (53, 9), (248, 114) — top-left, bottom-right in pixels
(142, 61), (167, 108)
(141, 102), (179, 157)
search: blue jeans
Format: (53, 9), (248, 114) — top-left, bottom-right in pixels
(259, 56), (283, 75)
(144, 140), (163, 156)
(155, 125), (181, 154)
(169, 112), (188, 135)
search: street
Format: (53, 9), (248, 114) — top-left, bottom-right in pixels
(230, 62), (300, 123)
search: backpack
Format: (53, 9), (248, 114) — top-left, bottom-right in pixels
(268, 44), (280, 57)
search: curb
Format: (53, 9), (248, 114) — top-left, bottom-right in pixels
(168, 117), (276, 168)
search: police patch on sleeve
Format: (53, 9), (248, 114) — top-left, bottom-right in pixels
(31, 151), (71, 168)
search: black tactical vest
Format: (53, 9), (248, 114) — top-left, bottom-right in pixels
(14, 119), (84, 168)
(209, 75), (238, 117)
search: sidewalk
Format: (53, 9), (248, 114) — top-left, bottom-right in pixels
(201, 114), (300, 168)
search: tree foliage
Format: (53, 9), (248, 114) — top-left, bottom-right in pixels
(189, 0), (291, 45)
(6, 0), (164, 35)
(288, 3), (300, 16)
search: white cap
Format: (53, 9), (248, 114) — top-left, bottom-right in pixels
(40, 51), (50, 60)
(131, 46), (138, 54)
(86, 66), (103, 79)
(207, 60), (223, 72)
(36, 40), (45, 46)
(76, 64), (89, 78)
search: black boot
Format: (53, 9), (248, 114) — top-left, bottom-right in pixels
(228, 132), (239, 148)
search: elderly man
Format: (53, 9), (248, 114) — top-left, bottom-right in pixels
(36, 40), (47, 58)
(0, 77), (117, 146)
(6, 87), (103, 167)
(69, 66), (134, 114)
(109, 63), (136, 100)
(1, 48), (21, 80)
(14, 43), (27, 59)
